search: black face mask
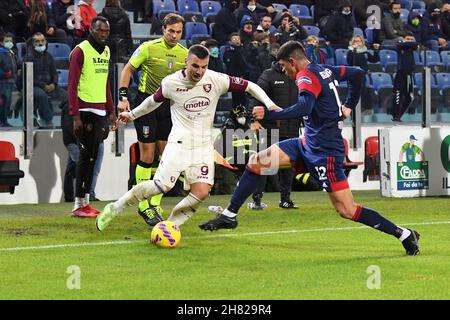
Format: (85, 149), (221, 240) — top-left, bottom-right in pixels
(392, 12), (400, 19)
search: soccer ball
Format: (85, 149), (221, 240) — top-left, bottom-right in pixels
(151, 221), (181, 248)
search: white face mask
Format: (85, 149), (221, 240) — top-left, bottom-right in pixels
(237, 117), (246, 125)
(247, 4), (256, 12)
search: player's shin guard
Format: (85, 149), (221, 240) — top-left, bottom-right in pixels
(168, 193), (202, 226)
(352, 205), (403, 238)
(150, 193), (163, 207)
(136, 162), (152, 212)
(227, 169), (262, 214)
(115, 180), (166, 210)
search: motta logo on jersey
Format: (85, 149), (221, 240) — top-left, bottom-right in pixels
(184, 97), (210, 112)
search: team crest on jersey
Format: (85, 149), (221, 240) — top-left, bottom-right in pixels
(203, 84), (212, 92)
(296, 76), (312, 85)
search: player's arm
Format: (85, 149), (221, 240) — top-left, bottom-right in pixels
(328, 65), (365, 110)
(259, 92), (317, 121)
(226, 76), (277, 109)
(118, 87), (165, 123)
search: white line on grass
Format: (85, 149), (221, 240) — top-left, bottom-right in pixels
(1, 220), (449, 252)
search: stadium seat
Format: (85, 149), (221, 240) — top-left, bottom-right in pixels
(153, 0), (176, 19)
(0, 141), (24, 194)
(334, 49), (348, 66)
(47, 43), (71, 60)
(177, 0), (199, 15)
(343, 138), (363, 177)
(289, 4), (311, 18)
(304, 25), (320, 37)
(411, 0), (425, 10)
(271, 3), (288, 11)
(365, 28), (374, 45)
(183, 12), (204, 23)
(435, 73), (450, 109)
(184, 21), (210, 43)
(399, 0), (413, 11)
(370, 72), (393, 113)
(420, 50), (444, 72)
(363, 136), (379, 182)
(400, 8), (409, 23)
(57, 69), (68, 88)
(200, 1), (221, 16)
(379, 49), (397, 73)
(440, 51), (450, 71)
(16, 42), (27, 62)
(371, 72), (393, 90)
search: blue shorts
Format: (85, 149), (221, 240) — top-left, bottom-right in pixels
(278, 138), (349, 193)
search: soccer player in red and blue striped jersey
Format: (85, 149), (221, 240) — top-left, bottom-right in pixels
(200, 41), (420, 256)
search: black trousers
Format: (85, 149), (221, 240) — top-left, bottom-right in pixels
(75, 112), (109, 198)
(392, 70), (414, 120)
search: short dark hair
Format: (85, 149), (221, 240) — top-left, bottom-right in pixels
(204, 38), (219, 48)
(162, 13), (185, 28)
(188, 44), (210, 59)
(276, 40), (306, 61)
(390, 2), (401, 10)
(91, 16), (109, 29)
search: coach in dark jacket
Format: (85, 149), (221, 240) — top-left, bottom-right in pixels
(252, 62), (301, 208)
(213, 0), (240, 46)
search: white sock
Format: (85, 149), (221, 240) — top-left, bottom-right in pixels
(221, 208), (237, 218)
(168, 193), (202, 226)
(398, 228), (411, 242)
(82, 193), (90, 206)
(73, 197), (83, 210)
(115, 180), (166, 210)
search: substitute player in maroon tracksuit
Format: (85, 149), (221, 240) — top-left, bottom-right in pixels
(200, 41), (420, 256)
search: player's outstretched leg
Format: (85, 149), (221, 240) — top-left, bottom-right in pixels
(167, 193), (202, 226)
(330, 189), (420, 255)
(96, 180), (166, 231)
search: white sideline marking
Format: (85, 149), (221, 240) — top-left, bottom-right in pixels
(1, 220), (449, 252)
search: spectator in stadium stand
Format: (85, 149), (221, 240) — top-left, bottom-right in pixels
(380, 2), (408, 47)
(99, 0), (133, 64)
(406, 11), (439, 51)
(26, 0), (67, 43)
(203, 38), (225, 73)
(304, 35), (333, 64)
(314, 0), (337, 28)
(0, 32), (17, 127)
(322, 0), (356, 50)
(234, 0), (275, 31)
(0, 0), (29, 40)
(79, 0), (97, 32)
(52, 0), (79, 46)
(440, 3), (450, 40)
(255, 13), (273, 35)
(256, 32), (278, 72)
(272, 11), (308, 46)
(347, 34), (380, 73)
(352, 0), (390, 29)
(423, 3), (448, 50)
(213, 0), (240, 46)
(223, 32), (247, 105)
(24, 32), (68, 128)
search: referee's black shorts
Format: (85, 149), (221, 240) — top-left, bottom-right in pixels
(132, 91), (172, 143)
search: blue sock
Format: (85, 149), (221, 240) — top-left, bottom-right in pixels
(353, 205), (403, 238)
(228, 170), (262, 214)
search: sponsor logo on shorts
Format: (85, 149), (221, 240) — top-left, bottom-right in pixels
(183, 96), (211, 112)
(143, 126), (150, 138)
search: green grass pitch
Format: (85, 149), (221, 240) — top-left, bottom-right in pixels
(0, 190), (449, 300)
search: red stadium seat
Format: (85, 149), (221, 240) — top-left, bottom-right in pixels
(343, 138), (363, 177)
(0, 141), (25, 194)
(363, 136), (380, 182)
